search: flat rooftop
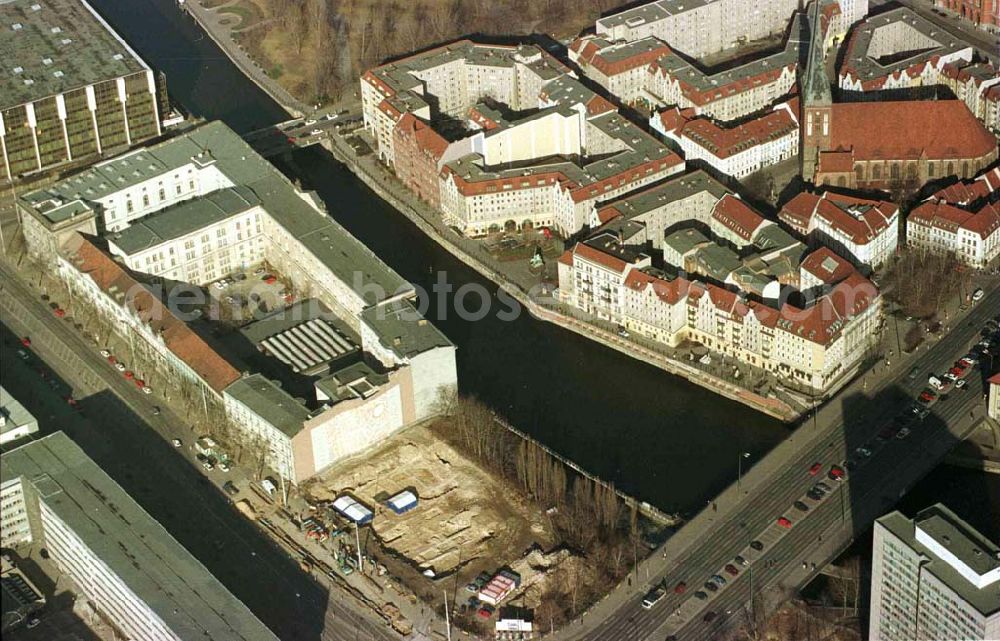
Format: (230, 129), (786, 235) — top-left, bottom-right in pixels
(599, 169), (731, 221)
(360, 299), (455, 360)
(878, 505), (1000, 617)
(109, 186), (261, 255)
(224, 374), (313, 439)
(0, 432), (280, 641)
(22, 121), (412, 307)
(0, 386), (38, 440)
(0, 0), (148, 108)
(597, 0), (717, 30)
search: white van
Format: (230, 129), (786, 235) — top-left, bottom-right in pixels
(260, 478), (277, 495)
(928, 375), (945, 390)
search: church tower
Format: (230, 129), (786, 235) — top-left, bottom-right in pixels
(800, 1), (834, 183)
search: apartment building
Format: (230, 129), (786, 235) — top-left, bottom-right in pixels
(594, 0), (804, 59)
(651, 98), (800, 179)
(936, 0), (1000, 32)
(19, 121), (459, 485)
(642, 13), (805, 122)
(438, 111), (683, 236)
(57, 233), (242, 402)
(361, 41), (569, 164)
(1, 432), (279, 641)
(590, 169), (727, 241)
(0, 387), (38, 446)
(362, 40), (683, 237)
(837, 7), (1000, 132)
(870, 505), (1000, 641)
(0, 0), (168, 182)
(568, 36), (672, 104)
(779, 190), (900, 268)
(558, 233), (880, 392)
(940, 62), (1000, 133)
(839, 8), (975, 92)
(907, 200), (1000, 267)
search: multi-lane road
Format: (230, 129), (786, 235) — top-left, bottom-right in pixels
(0, 259), (397, 641)
(566, 287), (1000, 641)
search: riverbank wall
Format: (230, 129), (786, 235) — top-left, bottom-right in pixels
(317, 138), (799, 423)
(178, 0), (307, 117)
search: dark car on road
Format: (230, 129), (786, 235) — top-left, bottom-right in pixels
(694, 590), (708, 600)
(703, 611), (717, 623)
(750, 540), (764, 551)
(793, 500), (809, 512)
(704, 581), (719, 592)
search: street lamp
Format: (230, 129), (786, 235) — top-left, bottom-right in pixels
(737, 451), (750, 494)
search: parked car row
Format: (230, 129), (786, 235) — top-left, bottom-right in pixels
(100, 349), (153, 394)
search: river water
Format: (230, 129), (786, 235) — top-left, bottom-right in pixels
(86, 0), (787, 514)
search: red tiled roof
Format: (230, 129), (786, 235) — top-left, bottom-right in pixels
(965, 202), (1000, 237)
(813, 193), (897, 244)
(711, 195), (765, 241)
(65, 235), (241, 393)
(827, 100), (997, 162)
(908, 200), (1000, 239)
(669, 103), (798, 159)
(572, 241), (630, 273)
(624, 269), (689, 304)
(800, 247), (855, 285)
(394, 113), (450, 159)
(932, 179), (991, 205)
(818, 150), (854, 173)
(779, 192), (822, 231)
(587, 40), (672, 77)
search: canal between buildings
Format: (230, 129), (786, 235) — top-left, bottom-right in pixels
(87, 0), (787, 515)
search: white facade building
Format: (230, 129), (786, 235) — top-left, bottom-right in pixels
(558, 232), (880, 393)
(0, 387), (39, 446)
(1, 433), (279, 641)
(870, 505), (1000, 641)
(907, 200), (1000, 268)
(594, 0), (803, 59)
(779, 190), (900, 269)
(651, 100), (800, 180)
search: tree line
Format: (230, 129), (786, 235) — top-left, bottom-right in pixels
(253, 0), (627, 102)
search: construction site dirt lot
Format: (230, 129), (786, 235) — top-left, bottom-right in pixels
(302, 422), (560, 595)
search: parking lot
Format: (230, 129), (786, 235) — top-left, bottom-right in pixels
(201, 263), (295, 325)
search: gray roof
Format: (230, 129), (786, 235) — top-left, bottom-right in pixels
(360, 299), (455, 360)
(597, 0), (715, 30)
(0, 386), (38, 440)
(368, 41), (566, 98)
(0, 432), (280, 640)
(840, 7), (973, 84)
(650, 12), (808, 95)
(601, 169), (731, 220)
(877, 505), (1000, 617)
(224, 374), (312, 439)
(664, 227), (709, 256)
(23, 121), (412, 307)
(314, 361), (389, 404)
(109, 186), (260, 255)
(0, 0), (148, 108)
